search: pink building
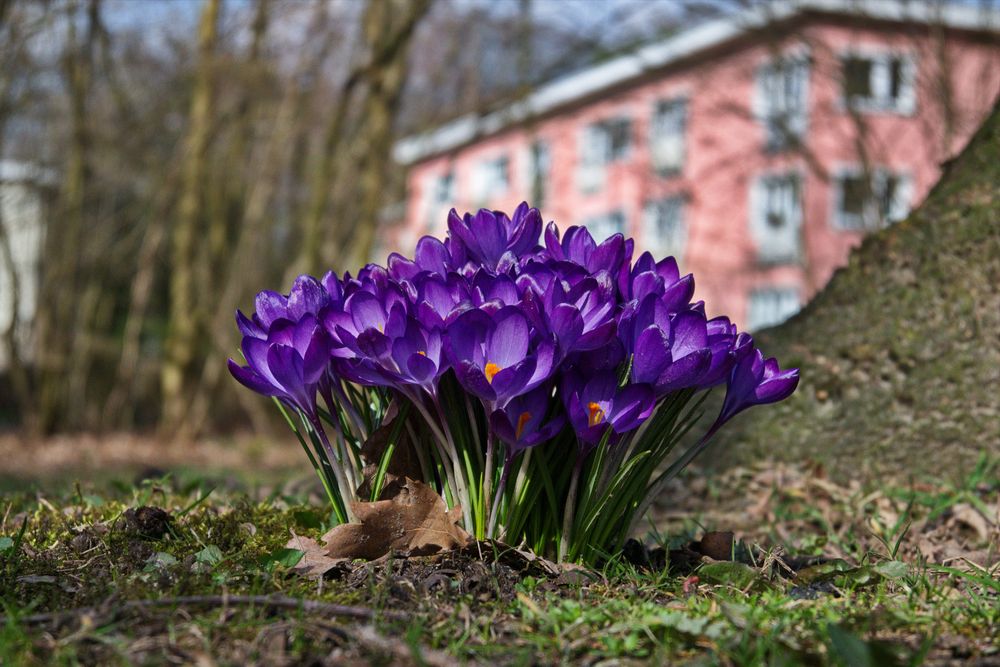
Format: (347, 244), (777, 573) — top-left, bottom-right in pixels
(394, 0), (1000, 330)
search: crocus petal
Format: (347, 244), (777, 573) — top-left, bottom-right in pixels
(656, 348), (711, 393)
(490, 357), (536, 401)
(414, 235), (450, 274)
(288, 275), (328, 320)
(347, 292), (386, 332)
(236, 310), (265, 339)
(661, 275), (695, 313)
(228, 359), (280, 397)
(633, 325), (671, 384)
(407, 352), (438, 384)
(610, 384), (655, 433)
(456, 360), (497, 401)
(255, 290), (288, 328)
(487, 308), (530, 368)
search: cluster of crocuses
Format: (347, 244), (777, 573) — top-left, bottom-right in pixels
(229, 203), (798, 563)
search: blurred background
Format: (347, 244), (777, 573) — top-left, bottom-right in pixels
(0, 0), (998, 483)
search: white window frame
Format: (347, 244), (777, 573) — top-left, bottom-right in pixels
(746, 286), (801, 332)
(754, 52), (810, 151)
(423, 169), (455, 232)
(525, 139), (550, 206)
(749, 171), (803, 264)
(577, 116), (632, 193)
(831, 165), (913, 231)
(642, 195), (686, 261)
(650, 98), (687, 175)
(840, 49), (917, 115)
(582, 209), (627, 242)
(472, 154), (510, 204)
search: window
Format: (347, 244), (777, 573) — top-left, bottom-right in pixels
(756, 56), (809, 150)
(841, 53), (915, 113)
(582, 210), (626, 242)
(833, 168), (911, 230)
(472, 155), (509, 203)
(434, 171), (454, 206)
(527, 140), (550, 206)
(642, 195), (686, 260)
(424, 170), (455, 231)
(750, 173), (801, 264)
(578, 117), (632, 192)
(746, 287), (800, 331)
(650, 99), (687, 174)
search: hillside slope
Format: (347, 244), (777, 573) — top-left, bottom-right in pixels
(716, 100), (1000, 480)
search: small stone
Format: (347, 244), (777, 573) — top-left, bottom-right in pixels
(123, 506), (172, 539)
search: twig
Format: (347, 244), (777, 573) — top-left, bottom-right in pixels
(1, 594), (409, 627)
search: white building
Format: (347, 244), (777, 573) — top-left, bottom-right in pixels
(0, 160), (48, 369)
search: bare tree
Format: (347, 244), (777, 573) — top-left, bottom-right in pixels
(160, 0), (221, 432)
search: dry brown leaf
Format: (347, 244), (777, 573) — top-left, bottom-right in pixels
(285, 531), (349, 577)
(356, 401), (424, 499)
(316, 477), (471, 561)
(948, 503), (990, 543)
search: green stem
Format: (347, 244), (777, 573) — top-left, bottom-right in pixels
(558, 457), (583, 563)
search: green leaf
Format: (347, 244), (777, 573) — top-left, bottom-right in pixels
(794, 559), (854, 584)
(643, 611), (725, 639)
(827, 624), (905, 667)
(699, 562), (764, 590)
(260, 547), (305, 569)
(292, 509), (324, 530)
(146, 552), (178, 570)
(842, 566), (878, 587)
(195, 545), (224, 566)
(0, 537), (13, 552)
(873, 560), (908, 579)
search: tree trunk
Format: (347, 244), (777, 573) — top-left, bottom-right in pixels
(161, 0), (221, 434)
(33, 0), (99, 433)
(335, 0), (433, 268)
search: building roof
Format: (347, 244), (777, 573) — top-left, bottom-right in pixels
(394, 0), (1000, 166)
(0, 160), (56, 185)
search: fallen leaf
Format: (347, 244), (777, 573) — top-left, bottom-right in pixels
(697, 531), (735, 561)
(313, 477), (471, 561)
(356, 400), (424, 499)
(554, 561), (601, 586)
(285, 531), (348, 577)
(948, 503), (990, 543)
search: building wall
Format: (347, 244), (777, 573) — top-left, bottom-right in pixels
(0, 176), (45, 368)
(400, 19), (1000, 330)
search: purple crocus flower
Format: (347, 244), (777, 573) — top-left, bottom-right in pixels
(713, 347), (800, 428)
(622, 296), (711, 395)
(543, 223), (629, 278)
(236, 288), (291, 340)
(386, 235), (453, 282)
(490, 383), (566, 453)
(322, 287), (408, 360)
(447, 202), (543, 271)
(446, 306), (555, 405)
(411, 272), (471, 330)
(622, 252), (695, 313)
(563, 371), (655, 449)
(228, 313), (331, 418)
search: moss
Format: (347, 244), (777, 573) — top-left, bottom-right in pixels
(711, 102), (1000, 481)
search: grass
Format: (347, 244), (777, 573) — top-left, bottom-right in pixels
(0, 457), (996, 665)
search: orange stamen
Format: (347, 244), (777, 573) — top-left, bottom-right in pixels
(484, 362), (501, 383)
(417, 350), (426, 356)
(516, 411), (532, 440)
(587, 402), (605, 427)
